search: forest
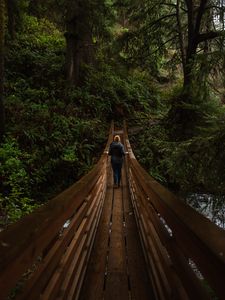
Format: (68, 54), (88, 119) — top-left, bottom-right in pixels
(0, 0), (225, 226)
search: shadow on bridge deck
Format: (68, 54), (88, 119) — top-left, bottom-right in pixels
(79, 131), (155, 300)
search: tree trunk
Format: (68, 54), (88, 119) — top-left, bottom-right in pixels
(65, 0), (94, 86)
(0, 0), (5, 141)
(65, 0), (80, 86)
(183, 42), (198, 88)
(7, 0), (16, 39)
(183, 0), (209, 89)
(169, 0), (222, 140)
(65, 32), (80, 85)
(183, 0), (195, 89)
(176, 0), (186, 76)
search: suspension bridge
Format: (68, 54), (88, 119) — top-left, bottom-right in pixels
(0, 122), (225, 300)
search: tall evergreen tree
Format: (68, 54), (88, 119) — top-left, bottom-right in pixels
(7, 0), (29, 39)
(65, 0), (115, 86)
(65, 0), (83, 85)
(121, 0), (225, 88)
(119, 0), (225, 138)
(182, 0), (224, 89)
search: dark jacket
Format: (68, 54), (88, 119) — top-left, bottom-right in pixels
(108, 141), (125, 164)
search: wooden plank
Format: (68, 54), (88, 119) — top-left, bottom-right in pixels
(128, 172), (165, 300)
(79, 163), (114, 300)
(104, 181), (129, 300)
(142, 200), (202, 300)
(41, 176), (105, 300)
(62, 185), (105, 300)
(128, 159), (215, 299)
(60, 234), (87, 300)
(122, 165), (155, 300)
(0, 166), (103, 300)
(17, 201), (89, 300)
(132, 184), (172, 286)
(130, 171), (193, 300)
(69, 190), (106, 300)
(40, 219), (87, 300)
(132, 168), (213, 299)
(140, 203), (190, 300)
(143, 214), (172, 295)
(67, 249), (88, 300)
(105, 272), (129, 300)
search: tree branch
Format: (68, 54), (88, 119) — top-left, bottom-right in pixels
(127, 35), (179, 63)
(149, 35), (179, 56)
(195, 0), (209, 35)
(145, 2), (177, 14)
(161, 2), (177, 8)
(205, 5), (225, 11)
(185, 0), (194, 38)
(184, 0), (193, 10)
(197, 30), (225, 43)
(145, 13), (177, 30)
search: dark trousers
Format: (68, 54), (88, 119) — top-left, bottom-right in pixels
(111, 161), (122, 185)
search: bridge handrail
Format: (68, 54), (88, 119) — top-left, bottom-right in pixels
(124, 123), (225, 300)
(0, 122), (114, 300)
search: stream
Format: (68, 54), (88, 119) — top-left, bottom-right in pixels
(185, 193), (225, 229)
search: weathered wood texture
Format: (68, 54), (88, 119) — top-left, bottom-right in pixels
(0, 123), (114, 300)
(1, 122), (225, 300)
(79, 160), (114, 300)
(79, 132), (154, 300)
(124, 121), (225, 300)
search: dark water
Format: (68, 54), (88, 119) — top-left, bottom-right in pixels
(185, 193), (225, 229)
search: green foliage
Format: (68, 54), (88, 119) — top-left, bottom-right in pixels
(2, 16), (156, 224)
(5, 15), (65, 90)
(132, 105), (225, 194)
(117, 0), (177, 76)
(6, 94), (106, 189)
(3, 0), (224, 227)
(1, 100), (106, 224)
(166, 80), (223, 140)
(0, 138), (38, 224)
(2, 14), (111, 226)
(78, 64), (158, 119)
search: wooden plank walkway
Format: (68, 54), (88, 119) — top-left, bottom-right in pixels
(79, 154), (155, 300)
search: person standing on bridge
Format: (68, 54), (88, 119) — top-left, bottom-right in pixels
(108, 135), (125, 188)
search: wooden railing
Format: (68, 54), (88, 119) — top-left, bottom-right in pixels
(0, 124), (113, 300)
(124, 124), (225, 300)
(1, 122), (225, 300)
